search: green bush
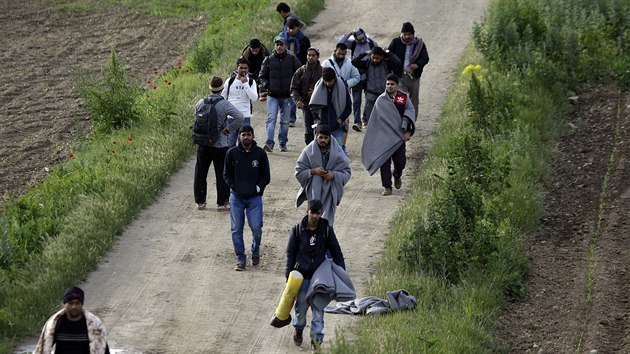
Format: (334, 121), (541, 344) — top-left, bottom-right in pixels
(189, 40), (223, 74)
(79, 50), (142, 132)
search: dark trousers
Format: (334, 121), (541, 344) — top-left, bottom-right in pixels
(302, 105), (316, 145)
(194, 145), (229, 206)
(352, 80), (366, 124)
(379, 143), (406, 188)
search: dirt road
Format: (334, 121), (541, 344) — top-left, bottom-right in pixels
(17, 0), (489, 353)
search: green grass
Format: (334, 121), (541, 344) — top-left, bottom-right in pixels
(0, 0), (324, 351)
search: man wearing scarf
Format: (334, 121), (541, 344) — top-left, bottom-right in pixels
(308, 67), (352, 145)
(387, 22), (429, 117)
(361, 74), (415, 196)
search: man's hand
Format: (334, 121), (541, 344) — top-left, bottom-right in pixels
(239, 74), (248, 83)
(296, 100), (304, 109)
(310, 167), (328, 176)
(408, 63), (419, 70)
(403, 131), (411, 142)
(223, 128), (230, 135)
(323, 170), (334, 181)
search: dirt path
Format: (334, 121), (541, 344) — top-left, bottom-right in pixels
(14, 0), (489, 353)
(496, 85), (630, 353)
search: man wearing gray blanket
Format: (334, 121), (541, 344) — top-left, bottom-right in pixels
(361, 74), (415, 196)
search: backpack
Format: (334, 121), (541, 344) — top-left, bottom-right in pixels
(226, 73), (255, 114)
(192, 96), (224, 146)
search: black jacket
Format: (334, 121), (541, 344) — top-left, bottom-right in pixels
(387, 37), (429, 79)
(223, 140), (270, 199)
(285, 216), (345, 279)
(259, 50), (302, 99)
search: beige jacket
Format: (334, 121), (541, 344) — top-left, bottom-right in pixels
(34, 308), (108, 354)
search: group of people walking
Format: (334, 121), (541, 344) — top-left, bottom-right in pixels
(34, 3), (428, 353)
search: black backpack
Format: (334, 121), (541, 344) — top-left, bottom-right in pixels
(192, 96), (224, 146)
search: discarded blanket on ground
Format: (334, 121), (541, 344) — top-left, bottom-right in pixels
(324, 289), (417, 315)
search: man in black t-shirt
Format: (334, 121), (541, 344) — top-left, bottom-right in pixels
(35, 286), (110, 354)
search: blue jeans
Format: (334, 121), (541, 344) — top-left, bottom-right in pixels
(352, 81), (365, 124)
(265, 96), (291, 148)
(331, 129), (344, 147)
(230, 192), (263, 264)
(290, 99), (297, 124)
(292, 278), (325, 343)
(227, 117), (251, 148)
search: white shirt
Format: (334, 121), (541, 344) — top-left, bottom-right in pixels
(221, 75), (258, 118)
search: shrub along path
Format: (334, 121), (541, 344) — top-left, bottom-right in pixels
(496, 84), (630, 353)
(12, 0), (490, 352)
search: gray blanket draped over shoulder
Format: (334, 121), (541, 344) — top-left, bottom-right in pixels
(308, 77), (347, 117)
(360, 92), (416, 175)
(295, 136), (351, 210)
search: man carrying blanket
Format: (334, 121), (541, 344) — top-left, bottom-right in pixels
(361, 74), (415, 196)
(308, 67), (352, 146)
(295, 124), (351, 226)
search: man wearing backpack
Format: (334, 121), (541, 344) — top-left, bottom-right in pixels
(193, 76), (244, 211)
(222, 57), (259, 148)
(340, 28), (378, 131)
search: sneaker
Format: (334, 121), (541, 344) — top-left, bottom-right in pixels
(263, 144), (273, 153)
(196, 202), (206, 210)
(311, 339), (322, 351)
(252, 254), (260, 266)
(234, 262), (245, 271)
(382, 187), (392, 196)
(342, 146), (347, 155)
(280, 146), (287, 152)
(293, 329), (303, 346)
(289, 122), (296, 127)
(362, 120), (368, 129)
(352, 123), (362, 132)
(394, 176), (402, 189)
(217, 204), (230, 212)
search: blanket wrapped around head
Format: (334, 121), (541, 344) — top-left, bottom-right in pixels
(295, 136), (351, 209)
(309, 77), (347, 118)
(361, 92), (416, 175)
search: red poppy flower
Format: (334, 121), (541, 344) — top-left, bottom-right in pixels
(127, 137), (133, 141)
(147, 80), (151, 84)
(178, 66), (182, 70)
(185, 69), (190, 73)
(112, 141), (117, 144)
(153, 86), (157, 90)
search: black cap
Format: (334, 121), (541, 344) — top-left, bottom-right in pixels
(62, 286), (85, 304)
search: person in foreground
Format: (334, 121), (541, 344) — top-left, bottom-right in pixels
(224, 125), (271, 271)
(360, 74), (415, 196)
(34, 286), (110, 354)
(285, 199), (345, 350)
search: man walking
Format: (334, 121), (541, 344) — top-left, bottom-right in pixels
(388, 22), (429, 116)
(222, 57), (258, 148)
(259, 35), (302, 152)
(241, 38), (270, 83)
(285, 199), (346, 350)
(322, 42), (360, 153)
(276, 2), (304, 32)
(283, 17), (311, 66)
(35, 286), (110, 354)
(290, 47), (323, 145)
(339, 28), (377, 131)
(361, 74), (415, 196)
(308, 67), (352, 146)
(351, 46), (400, 127)
(193, 76), (244, 210)
(295, 124), (351, 227)
(224, 125), (271, 271)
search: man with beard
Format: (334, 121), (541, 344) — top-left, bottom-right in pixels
(361, 74), (415, 196)
(388, 22), (429, 117)
(35, 287), (110, 354)
(308, 68), (352, 147)
(351, 46), (400, 127)
(241, 38), (270, 83)
(224, 125), (271, 271)
(295, 124), (351, 226)
(291, 47), (323, 145)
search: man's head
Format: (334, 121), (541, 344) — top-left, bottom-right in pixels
(209, 76), (224, 93)
(287, 18), (300, 37)
(307, 199), (324, 223)
(62, 286), (84, 321)
(315, 124), (331, 151)
(354, 28), (367, 44)
(401, 22), (415, 43)
(333, 42), (348, 60)
(385, 74), (399, 94)
(249, 38), (262, 55)
(274, 36), (287, 54)
(238, 125), (254, 147)
(306, 47), (320, 65)
(236, 57), (250, 76)
(370, 46), (385, 65)
(322, 67), (336, 89)
(276, 2), (291, 18)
